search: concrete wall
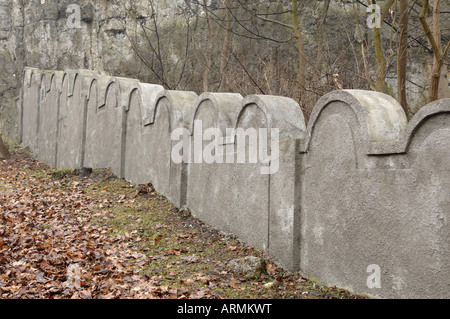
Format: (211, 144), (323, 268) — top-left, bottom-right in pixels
(124, 88), (197, 207)
(37, 70), (63, 166)
(56, 70), (96, 169)
(22, 68), (41, 153)
(84, 75), (112, 170)
(20, 67), (450, 299)
(84, 75), (139, 177)
(298, 91), (449, 298)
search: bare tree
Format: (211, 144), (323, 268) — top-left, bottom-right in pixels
(218, 0), (233, 92)
(419, 0), (450, 102)
(371, 0), (395, 93)
(397, 0), (409, 115)
(203, 0), (213, 92)
(122, 0), (194, 90)
(118, 0), (448, 117)
(292, 0), (307, 112)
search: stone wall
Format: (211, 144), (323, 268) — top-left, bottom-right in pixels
(20, 67), (450, 299)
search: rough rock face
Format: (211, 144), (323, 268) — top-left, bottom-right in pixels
(0, 0), (131, 146)
(0, 1), (18, 147)
(0, 0), (213, 142)
(227, 256), (266, 279)
(0, 0), (208, 146)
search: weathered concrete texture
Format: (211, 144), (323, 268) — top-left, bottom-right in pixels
(186, 93), (306, 271)
(84, 76), (139, 177)
(56, 70), (95, 169)
(239, 95), (305, 271)
(22, 68), (41, 153)
(19, 68), (450, 299)
(161, 91), (199, 207)
(127, 89), (197, 207)
(123, 83), (165, 186)
(37, 71), (63, 166)
(84, 75), (112, 170)
(186, 92), (244, 242)
(299, 91), (450, 299)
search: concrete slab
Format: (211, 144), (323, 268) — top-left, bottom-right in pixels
(36, 70), (63, 166)
(56, 70), (95, 169)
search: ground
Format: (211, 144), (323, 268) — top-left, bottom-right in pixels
(0, 148), (364, 299)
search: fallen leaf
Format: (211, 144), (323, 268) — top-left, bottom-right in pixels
(154, 235), (163, 245)
(167, 249), (186, 256)
(266, 263), (278, 275)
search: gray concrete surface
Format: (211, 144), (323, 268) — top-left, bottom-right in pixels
(21, 68), (41, 154)
(299, 90), (450, 298)
(83, 76), (139, 177)
(36, 70), (63, 166)
(56, 70), (95, 169)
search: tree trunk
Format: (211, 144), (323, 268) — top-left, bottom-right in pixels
(203, 0), (213, 92)
(397, 0), (409, 116)
(372, 0), (395, 93)
(430, 0), (442, 102)
(292, 0), (307, 114)
(313, 0), (330, 87)
(374, 26), (387, 92)
(218, 0), (233, 92)
(419, 0), (449, 102)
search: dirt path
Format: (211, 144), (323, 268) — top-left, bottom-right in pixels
(0, 148), (362, 299)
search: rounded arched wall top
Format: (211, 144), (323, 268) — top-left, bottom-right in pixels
(39, 70), (63, 93)
(145, 90), (198, 133)
(87, 75), (112, 107)
(126, 83), (164, 119)
(75, 70), (96, 98)
(190, 92), (243, 136)
(368, 98), (450, 155)
(301, 90), (407, 153)
(40, 71), (53, 93)
(50, 71), (64, 92)
(23, 67), (41, 88)
(87, 77), (98, 104)
(60, 69), (96, 97)
(104, 76), (140, 110)
(127, 83), (165, 112)
(237, 95), (306, 141)
(60, 70), (78, 96)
